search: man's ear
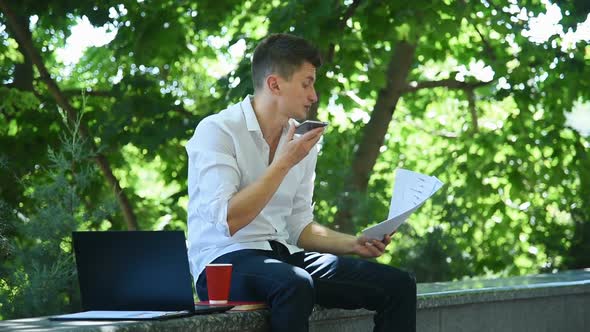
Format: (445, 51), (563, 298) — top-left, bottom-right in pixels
(266, 75), (281, 95)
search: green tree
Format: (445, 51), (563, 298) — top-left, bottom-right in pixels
(0, 109), (116, 319)
(194, 0), (590, 280)
(0, 1), (588, 309)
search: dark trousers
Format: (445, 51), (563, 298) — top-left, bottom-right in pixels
(196, 241), (416, 332)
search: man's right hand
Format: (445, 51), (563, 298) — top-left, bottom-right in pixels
(227, 122), (323, 236)
(274, 122), (324, 168)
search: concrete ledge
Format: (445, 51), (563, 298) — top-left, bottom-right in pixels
(417, 269), (590, 308)
(1, 269), (588, 332)
(415, 269), (590, 332)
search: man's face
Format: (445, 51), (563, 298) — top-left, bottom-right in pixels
(276, 61), (318, 120)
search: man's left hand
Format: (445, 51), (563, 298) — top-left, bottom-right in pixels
(352, 235), (392, 258)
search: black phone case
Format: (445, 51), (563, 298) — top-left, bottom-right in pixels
(295, 121), (327, 134)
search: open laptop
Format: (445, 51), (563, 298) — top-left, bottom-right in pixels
(50, 231), (232, 321)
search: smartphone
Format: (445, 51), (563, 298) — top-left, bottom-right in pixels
(295, 120), (328, 135)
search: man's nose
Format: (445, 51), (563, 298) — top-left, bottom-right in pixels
(309, 88), (318, 104)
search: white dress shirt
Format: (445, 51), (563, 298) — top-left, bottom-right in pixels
(185, 95), (318, 279)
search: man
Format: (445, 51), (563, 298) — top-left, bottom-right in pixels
(186, 33), (416, 332)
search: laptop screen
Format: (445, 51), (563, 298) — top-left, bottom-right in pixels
(72, 231), (195, 312)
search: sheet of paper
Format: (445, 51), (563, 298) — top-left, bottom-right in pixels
(388, 169), (436, 219)
(362, 169), (443, 240)
(51, 310), (187, 320)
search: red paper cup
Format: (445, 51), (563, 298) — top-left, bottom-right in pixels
(206, 263), (232, 304)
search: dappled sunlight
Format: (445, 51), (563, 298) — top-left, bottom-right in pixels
(55, 16), (117, 66)
(1, 0), (590, 321)
(565, 100), (590, 136)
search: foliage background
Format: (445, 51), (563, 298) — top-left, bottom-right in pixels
(1, 0), (589, 319)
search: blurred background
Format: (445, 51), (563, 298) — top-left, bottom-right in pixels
(0, 0), (589, 319)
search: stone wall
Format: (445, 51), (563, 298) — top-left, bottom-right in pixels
(0, 269), (588, 332)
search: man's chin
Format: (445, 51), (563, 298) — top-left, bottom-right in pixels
(300, 109), (310, 119)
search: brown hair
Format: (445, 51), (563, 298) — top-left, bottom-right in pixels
(251, 33), (322, 91)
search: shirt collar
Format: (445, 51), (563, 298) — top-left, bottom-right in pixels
(240, 95), (262, 133)
(240, 95), (290, 135)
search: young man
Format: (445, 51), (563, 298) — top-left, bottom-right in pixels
(186, 33), (416, 332)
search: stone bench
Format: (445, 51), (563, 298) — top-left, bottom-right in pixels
(1, 269), (588, 331)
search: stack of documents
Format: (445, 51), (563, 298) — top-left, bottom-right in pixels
(361, 169), (443, 240)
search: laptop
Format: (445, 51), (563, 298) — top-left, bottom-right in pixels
(50, 231), (232, 321)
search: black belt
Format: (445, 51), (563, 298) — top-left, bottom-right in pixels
(269, 240), (290, 258)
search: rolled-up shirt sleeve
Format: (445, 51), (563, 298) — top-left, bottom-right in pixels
(285, 146), (318, 246)
(187, 119), (240, 237)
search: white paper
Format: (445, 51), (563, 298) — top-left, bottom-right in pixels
(361, 169), (443, 240)
(51, 310), (188, 320)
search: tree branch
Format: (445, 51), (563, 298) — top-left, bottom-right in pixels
(62, 90), (196, 118)
(172, 107), (195, 118)
(10, 13), (34, 91)
(402, 78), (492, 93)
(403, 78), (486, 134)
(342, 0), (362, 24)
(325, 0), (363, 63)
(472, 22), (496, 61)
(311, 0), (363, 120)
(0, 0), (139, 231)
(62, 89), (116, 97)
(334, 40), (416, 234)
(466, 88), (479, 133)
(463, 11), (497, 62)
(410, 121), (460, 139)
(0, 107), (13, 122)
